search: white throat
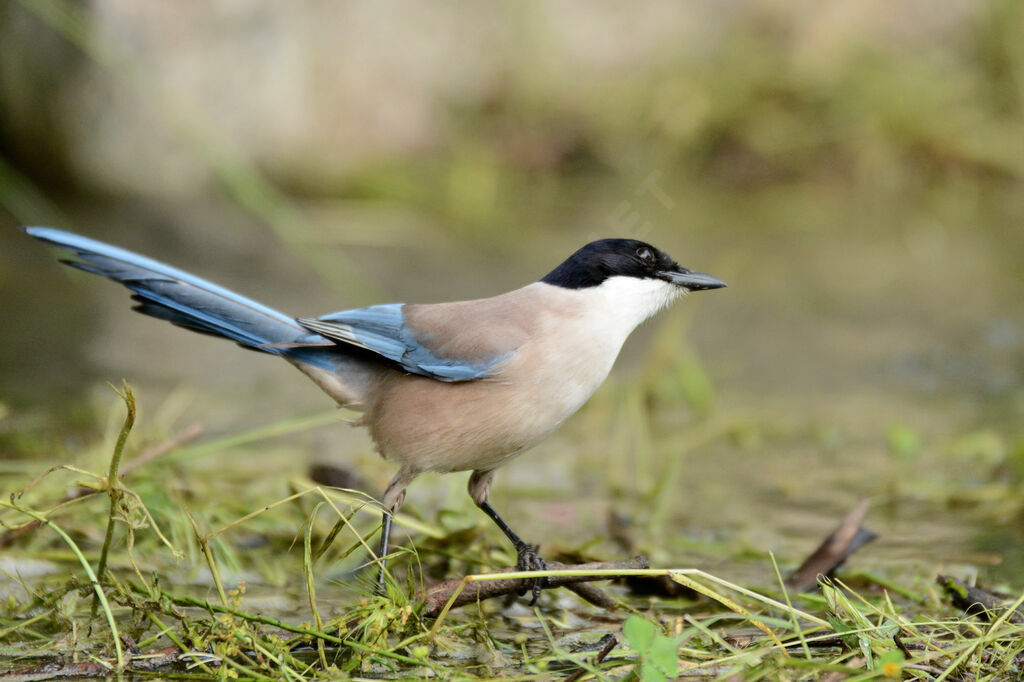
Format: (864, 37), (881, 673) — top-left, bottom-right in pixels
(518, 277), (683, 432)
(545, 276), (684, 355)
(591, 275), (683, 330)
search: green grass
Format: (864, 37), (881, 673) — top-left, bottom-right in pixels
(2, 378), (1023, 680)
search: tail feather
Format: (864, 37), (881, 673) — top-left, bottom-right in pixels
(25, 227), (312, 354)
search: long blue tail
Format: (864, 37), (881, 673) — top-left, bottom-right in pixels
(25, 227), (314, 354)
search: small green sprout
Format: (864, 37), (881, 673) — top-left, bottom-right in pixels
(623, 615), (681, 682)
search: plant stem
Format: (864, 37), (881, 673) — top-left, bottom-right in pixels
(91, 380), (136, 619)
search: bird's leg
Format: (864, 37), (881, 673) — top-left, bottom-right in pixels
(376, 470), (412, 595)
(376, 511), (393, 595)
(469, 469), (550, 605)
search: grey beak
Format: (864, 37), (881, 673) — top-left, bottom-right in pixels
(662, 269), (728, 291)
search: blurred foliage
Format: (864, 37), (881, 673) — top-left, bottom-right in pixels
(310, 0), (1024, 257)
(0, 0), (1021, 256)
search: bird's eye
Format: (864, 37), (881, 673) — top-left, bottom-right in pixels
(636, 247), (654, 263)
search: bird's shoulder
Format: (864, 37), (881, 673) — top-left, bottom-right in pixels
(401, 285), (545, 363)
(298, 285), (547, 382)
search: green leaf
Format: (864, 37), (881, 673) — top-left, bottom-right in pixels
(649, 634), (679, 675)
(640, 662), (667, 682)
(623, 615), (656, 652)
(825, 614), (858, 650)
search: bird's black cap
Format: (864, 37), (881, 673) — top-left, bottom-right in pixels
(541, 239), (726, 291)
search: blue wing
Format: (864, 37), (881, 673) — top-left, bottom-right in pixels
(297, 304), (505, 382)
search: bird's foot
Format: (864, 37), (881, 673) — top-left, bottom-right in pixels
(515, 542), (550, 606)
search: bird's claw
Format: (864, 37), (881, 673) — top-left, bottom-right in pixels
(515, 543), (550, 606)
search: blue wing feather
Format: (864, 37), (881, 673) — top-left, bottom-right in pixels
(28, 227), (508, 381)
(299, 304), (504, 382)
(25, 226), (319, 358)
(27, 227), (497, 380)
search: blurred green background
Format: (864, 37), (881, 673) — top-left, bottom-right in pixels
(1, 1), (1023, 582)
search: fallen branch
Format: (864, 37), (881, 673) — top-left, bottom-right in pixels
(938, 575), (1024, 624)
(422, 555), (649, 617)
(787, 499), (877, 592)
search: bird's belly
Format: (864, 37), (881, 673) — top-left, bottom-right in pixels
(365, 336), (619, 475)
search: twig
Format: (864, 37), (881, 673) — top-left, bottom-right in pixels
(421, 556), (648, 617)
(119, 422), (203, 478)
(564, 634), (618, 682)
(566, 581), (618, 609)
(787, 499), (876, 592)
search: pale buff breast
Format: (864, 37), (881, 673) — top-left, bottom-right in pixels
(363, 283), (635, 474)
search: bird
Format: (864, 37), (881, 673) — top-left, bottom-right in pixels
(25, 227), (726, 602)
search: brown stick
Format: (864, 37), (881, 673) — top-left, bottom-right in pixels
(120, 423), (204, 478)
(787, 499), (877, 592)
(566, 581), (618, 609)
(422, 555), (649, 617)
(938, 574), (1024, 624)
(564, 634), (618, 682)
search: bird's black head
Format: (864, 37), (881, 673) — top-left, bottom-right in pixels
(541, 239), (726, 291)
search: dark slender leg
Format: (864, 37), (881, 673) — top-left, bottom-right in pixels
(477, 500), (528, 548)
(477, 500), (549, 605)
(375, 470), (413, 597)
(375, 511), (393, 594)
